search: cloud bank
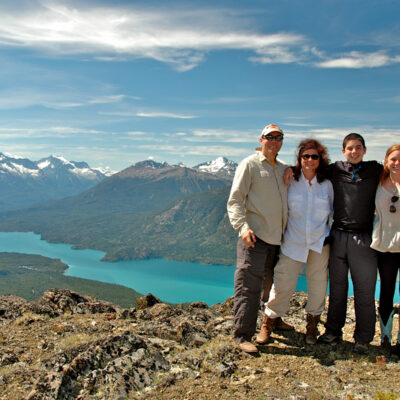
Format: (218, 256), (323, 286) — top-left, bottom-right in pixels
(0, 1), (398, 71)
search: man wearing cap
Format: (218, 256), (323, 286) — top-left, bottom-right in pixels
(227, 123), (292, 353)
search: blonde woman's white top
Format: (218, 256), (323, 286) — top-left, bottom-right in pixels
(371, 185), (400, 253)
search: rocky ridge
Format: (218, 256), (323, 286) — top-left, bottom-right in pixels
(0, 289), (399, 399)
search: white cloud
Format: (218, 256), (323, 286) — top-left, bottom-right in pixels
(126, 131), (148, 136)
(136, 112), (196, 119)
(377, 96), (400, 104)
(0, 88), (128, 110)
(1, 124), (396, 170)
(133, 143), (250, 158)
(282, 122), (318, 128)
(316, 51), (397, 69)
(101, 110), (196, 119)
(190, 128), (256, 142)
(0, 2), (306, 71)
(0, 126), (104, 138)
(249, 43), (303, 64)
(88, 94), (129, 104)
(0, 2), (397, 71)
(124, 131), (154, 141)
(205, 96), (263, 104)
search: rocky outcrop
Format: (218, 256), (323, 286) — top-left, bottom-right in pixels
(136, 293), (162, 310)
(26, 331), (169, 400)
(0, 290), (399, 400)
(0, 294), (28, 320)
(0, 289), (236, 399)
(0, 288), (120, 321)
(29, 288), (120, 316)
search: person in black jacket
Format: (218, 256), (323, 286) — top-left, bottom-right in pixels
(318, 133), (382, 353)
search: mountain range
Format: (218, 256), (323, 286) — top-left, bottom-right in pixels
(0, 153), (237, 212)
(0, 157), (238, 265)
(71, 159), (232, 214)
(0, 152), (112, 211)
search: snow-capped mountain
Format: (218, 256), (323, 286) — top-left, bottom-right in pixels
(0, 152), (113, 212)
(0, 154), (237, 212)
(193, 157), (237, 179)
(128, 157), (237, 179)
(131, 160), (169, 170)
(0, 153), (113, 179)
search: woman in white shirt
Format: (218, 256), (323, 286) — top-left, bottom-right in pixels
(256, 139), (333, 345)
(371, 144), (400, 355)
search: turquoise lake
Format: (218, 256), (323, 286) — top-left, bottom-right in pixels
(0, 232), (398, 305)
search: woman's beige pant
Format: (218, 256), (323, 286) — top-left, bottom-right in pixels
(265, 245), (330, 318)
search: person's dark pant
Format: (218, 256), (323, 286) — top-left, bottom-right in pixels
(325, 228), (378, 344)
(378, 252), (400, 325)
(234, 237), (280, 343)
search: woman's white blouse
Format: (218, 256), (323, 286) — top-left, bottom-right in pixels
(371, 185), (400, 253)
(281, 172), (334, 262)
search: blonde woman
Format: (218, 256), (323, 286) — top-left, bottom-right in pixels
(371, 144), (400, 355)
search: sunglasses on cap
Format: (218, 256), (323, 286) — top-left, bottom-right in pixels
(390, 195), (399, 213)
(261, 134), (283, 142)
(301, 154), (319, 160)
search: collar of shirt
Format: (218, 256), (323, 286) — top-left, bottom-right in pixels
(343, 161), (364, 172)
(300, 171), (317, 187)
(257, 151), (278, 166)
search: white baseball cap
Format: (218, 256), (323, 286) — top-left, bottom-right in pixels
(260, 124), (283, 138)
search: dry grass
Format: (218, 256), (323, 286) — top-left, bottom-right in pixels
(60, 332), (98, 349)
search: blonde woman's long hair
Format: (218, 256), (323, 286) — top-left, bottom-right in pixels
(381, 144), (400, 184)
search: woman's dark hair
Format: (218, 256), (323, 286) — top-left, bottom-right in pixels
(293, 138), (330, 183)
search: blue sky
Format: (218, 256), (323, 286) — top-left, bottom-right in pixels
(0, 0), (399, 171)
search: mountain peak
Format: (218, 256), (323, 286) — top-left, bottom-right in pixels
(193, 156), (237, 179)
(2, 152), (25, 160)
(49, 155), (73, 164)
(133, 160), (170, 169)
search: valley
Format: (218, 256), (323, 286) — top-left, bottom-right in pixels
(0, 158), (238, 265)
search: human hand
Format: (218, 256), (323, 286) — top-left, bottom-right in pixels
(283, 167), (294, 187)
(241, 229), (256, 248)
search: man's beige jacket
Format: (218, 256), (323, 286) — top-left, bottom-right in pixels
(227, 151), (288, 245)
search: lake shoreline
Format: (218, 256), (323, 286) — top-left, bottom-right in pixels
(3, 228), (234, 266)
(0, 231), (398, 305)
(0, 231), (236, 305)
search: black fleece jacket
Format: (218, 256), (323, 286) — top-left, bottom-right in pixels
(327, 161), (383, 234)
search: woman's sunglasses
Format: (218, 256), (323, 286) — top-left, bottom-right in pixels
(301, 154), (319, 160)
(390, 195), (399, 213)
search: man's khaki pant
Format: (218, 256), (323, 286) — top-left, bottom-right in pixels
(265, 245), (330, 318)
